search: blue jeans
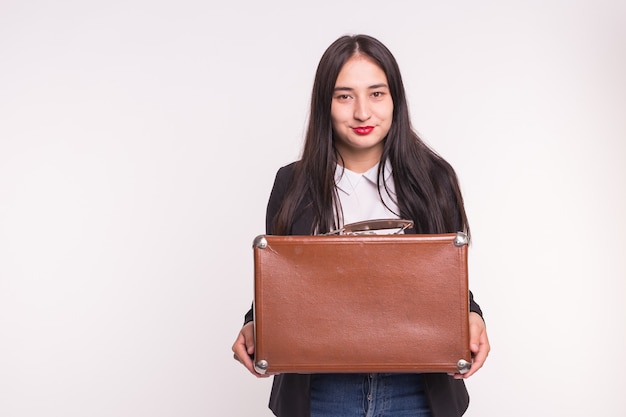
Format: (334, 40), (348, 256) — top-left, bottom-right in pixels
(310, 373), (432, 417)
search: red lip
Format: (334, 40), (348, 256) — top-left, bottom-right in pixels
(353, 126), (374, 135)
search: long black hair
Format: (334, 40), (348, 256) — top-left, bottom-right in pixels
(273, 34), (469, 237)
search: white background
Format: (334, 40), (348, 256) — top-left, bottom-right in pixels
(1, 1), (625, 416)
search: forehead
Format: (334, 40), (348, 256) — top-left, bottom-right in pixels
(335, 55), (388, 87)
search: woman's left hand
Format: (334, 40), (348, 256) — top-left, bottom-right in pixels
(452, 312), (490, 379)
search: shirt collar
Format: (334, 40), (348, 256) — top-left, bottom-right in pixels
(334, 161), (393, 195)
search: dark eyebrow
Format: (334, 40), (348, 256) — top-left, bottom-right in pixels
(333, 83), (389, 92)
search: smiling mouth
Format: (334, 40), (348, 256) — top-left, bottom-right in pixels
(352, 126), (374, 135)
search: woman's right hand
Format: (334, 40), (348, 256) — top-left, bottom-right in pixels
(232, 322), (269, 378)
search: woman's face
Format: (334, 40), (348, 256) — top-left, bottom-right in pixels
(331, 54), (394, 173)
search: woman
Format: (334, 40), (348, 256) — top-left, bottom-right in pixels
(232, 34), (490, 417)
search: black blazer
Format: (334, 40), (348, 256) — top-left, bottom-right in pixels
(245, 162), (483, 417)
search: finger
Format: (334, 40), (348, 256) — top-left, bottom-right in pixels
(468, 321), (482, 354)
(243, 333), (256, 357)
(463, 333), (490, 378)
(241, 322), (256, 355)
(232, 333), (253, 367)
(234, 344), (261, 376)
(232, 327), (270, 378)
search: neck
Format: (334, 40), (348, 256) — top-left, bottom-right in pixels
(336, 147), (383, 174)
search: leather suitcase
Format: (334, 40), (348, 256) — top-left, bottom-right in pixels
(252, 220), (472, 375)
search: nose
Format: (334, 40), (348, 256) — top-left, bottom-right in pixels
(353, 98), (371, 122)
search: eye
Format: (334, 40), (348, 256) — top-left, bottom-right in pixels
(371, 91), (384, 98)
(335, 94), (352, 101)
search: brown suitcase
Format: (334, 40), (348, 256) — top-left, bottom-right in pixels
(252, 220), (472, 375)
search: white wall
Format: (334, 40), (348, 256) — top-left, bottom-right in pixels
(1, 1), (624, 416)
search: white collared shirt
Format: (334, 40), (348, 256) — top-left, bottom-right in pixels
(334, 161), (400, 227)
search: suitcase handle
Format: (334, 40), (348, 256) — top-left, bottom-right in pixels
(325, 219), (414, 235)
